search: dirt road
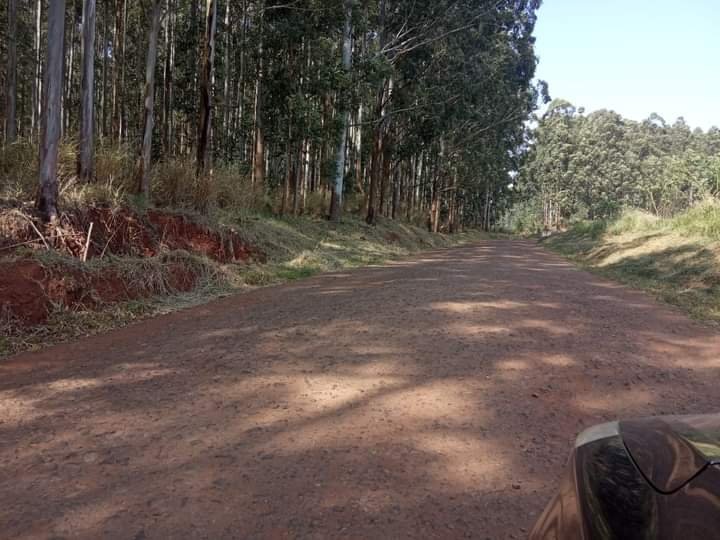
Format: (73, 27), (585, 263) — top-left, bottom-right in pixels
(3, 240), (720, 539)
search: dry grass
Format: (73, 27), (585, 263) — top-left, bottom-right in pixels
(544, 204), (720, 323)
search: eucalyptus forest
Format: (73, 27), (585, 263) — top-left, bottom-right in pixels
(1, 0), (543, 230)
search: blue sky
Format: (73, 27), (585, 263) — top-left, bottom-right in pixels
(533, 0), (720, 131)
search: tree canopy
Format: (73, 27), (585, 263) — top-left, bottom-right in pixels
(514, 100), (720, 231)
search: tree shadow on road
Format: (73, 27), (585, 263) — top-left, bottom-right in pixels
(2, 241), (720, 539)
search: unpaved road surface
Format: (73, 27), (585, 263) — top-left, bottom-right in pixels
(3, 240), (720, 539)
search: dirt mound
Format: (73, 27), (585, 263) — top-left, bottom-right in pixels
(0, 258), (198, 326)
(0, 205), (264, 263)
(81, 207), (156, 258)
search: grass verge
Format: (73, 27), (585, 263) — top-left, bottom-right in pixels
(543, 203), (720, 324)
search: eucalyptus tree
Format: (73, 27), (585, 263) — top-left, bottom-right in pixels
(5, 0), (18, 144)
(6, 0), (546, 229)
(330, 0), (354, 222)
(37, 0), (67, 223)
(78, 0), (96, 182)
(197, 0), (218, 177)
(135, 0), (164, 198)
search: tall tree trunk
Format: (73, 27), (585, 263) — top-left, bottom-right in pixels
(366, 99), (383, 225)
(5, 0), (18, 144)
(302, 138), (309, 212)
(31, 0), (43, 139)
(37, 0), (67, 223)
(281, 126), (292, 215)
(483, 180), (491, 231)
(221, 0), (231, 159)
(196, 0), (217, 177)
(119, 0), (128, 140)
(291, 144), (299, 215)
(162, 0), (175, 154)
(430, 144), (442, 233)
(78, 0), (96, 182)
(100, 0), (108, 138)
(330, 0), (353, 222)
(354, 103), (363, 195)
(380, 139), (391, 216)
(448, 169), (458, 233)
(63, 0), (78, 135)
(391, 161), (400, 220)
(234, 0), (247, 162)
(111, 0), (126, 143)
(367, 79), (392, 224)
(251, 2), (265, 187)
(135, 0), (163, 198)
(365, 0), (387, 224)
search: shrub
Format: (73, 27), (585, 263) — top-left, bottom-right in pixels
(671, 198), (720, 240)
(606, 209), (660, 235)
(571, 219), (607, 239)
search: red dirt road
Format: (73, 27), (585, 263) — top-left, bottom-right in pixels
(2, 240), (720, 539)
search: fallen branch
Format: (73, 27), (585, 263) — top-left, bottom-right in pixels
(12, 210), (50, 250)
(82, 222), (94, 262)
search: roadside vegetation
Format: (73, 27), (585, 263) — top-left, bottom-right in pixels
(1, 180), (482, 357)
(509, 99), (720, 233)
(504, 99), (720, 323)
(542, 202), (720, 323)
(0, 143), (483, 357)
(0, 136), (484, 357)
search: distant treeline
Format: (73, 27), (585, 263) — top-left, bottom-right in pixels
(513, 100), (720, 231)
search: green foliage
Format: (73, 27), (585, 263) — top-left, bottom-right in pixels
(554, 200), (720, 242)
(671, 199), (720, 240)
(515, 103), (720, 229)
(2, 0), (546, 229)
(606, 209), (660, 235)
(501, 199), (544, 234)
(570, 220), (608, 240)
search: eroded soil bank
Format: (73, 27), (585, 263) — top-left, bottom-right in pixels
(1, 206), (264, 326)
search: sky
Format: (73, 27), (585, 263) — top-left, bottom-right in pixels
(533, 0), (720, 131)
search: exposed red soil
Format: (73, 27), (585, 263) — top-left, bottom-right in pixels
(0, 260), (48, 324)
(0, 205), (264, 263)
(146, 209), (264, 263)
(1, 206), (265, 326)
(2, 241), (720, 539)
(81, 207), (157, 258)
(0, 259), (197, 325)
